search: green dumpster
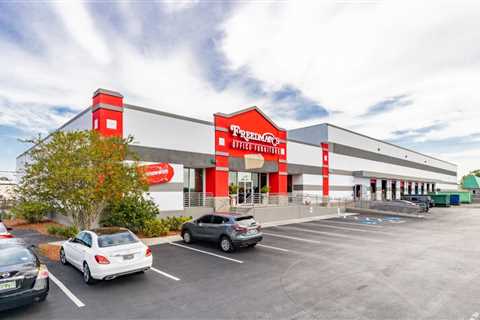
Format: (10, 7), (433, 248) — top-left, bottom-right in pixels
(429, 194), (450, 207)
(433, 191), (472, 204)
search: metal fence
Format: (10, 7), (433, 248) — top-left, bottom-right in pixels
(183, 192), (214, 208)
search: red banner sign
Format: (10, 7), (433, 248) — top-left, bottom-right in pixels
(141, 163), (174, 185)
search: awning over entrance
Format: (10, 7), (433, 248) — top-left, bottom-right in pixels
(352, 170), (440, 183)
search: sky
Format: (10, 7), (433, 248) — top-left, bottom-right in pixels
(0, 0), (479, 181)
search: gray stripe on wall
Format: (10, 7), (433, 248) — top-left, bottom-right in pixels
(128, 145), (215, 168)
(331, 143), (457, 177)
(149, 183), (183, 192)
(330, 185), (355, 191)
(293, 185), (322, 191)
(288, 163), (322, 175)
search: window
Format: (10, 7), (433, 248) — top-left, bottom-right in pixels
(0, 247), (35, 266)
(198, 215), (212, 224)
(183, 168), (204, 193)
(106, 119), (117, 129)
(83, 233), (92, 247)
(212, 215), (227, 224)
(98, 231), (138, 248)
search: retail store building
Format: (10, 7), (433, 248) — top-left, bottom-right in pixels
(16, 89), (458, 215)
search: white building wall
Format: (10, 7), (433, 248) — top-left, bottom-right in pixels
(61, 109), (91, 132)
(286, 141), (322, 167)
(141, 162), (184, 211)
(330, 153), (457, 185)
(124, 107), (215, 155)
(327, 125), (457, 173)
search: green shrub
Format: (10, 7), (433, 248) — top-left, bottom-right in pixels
(102, 195), (159, 233)
(47, 225), (79, 239)
(162, 216), (192, 232)
(12, 201), (50, 223)
(142, 219), (169, 237)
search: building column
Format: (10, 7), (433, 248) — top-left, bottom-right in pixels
(207, 123), (231, 212)
(376, 179), (382, 201)
(91, 88), (124, 137)
(321, 143), (329, 203)
(386, 180), (392, 200)
(395, 180), (401, 200)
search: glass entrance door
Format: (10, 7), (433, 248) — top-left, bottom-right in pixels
(238, 172), (253, 205)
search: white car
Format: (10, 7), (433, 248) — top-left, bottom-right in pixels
(60, 227), (152, 284)
(0, 221), (14, 239)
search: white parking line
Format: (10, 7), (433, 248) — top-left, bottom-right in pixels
(49, 272), (85, 308)
(301, 222), (392, 235)
(151, 267), (180, 281)
(257, 244), (290, 252)
(263, 232), (324, 245)
(169, 242), (244, 264)
(276, 225), (384, 242)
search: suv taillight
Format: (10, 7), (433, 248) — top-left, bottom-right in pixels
(233, 224), (248, 233)
(37, 264), (49, 279)
(95, 255), (110, 264)
(146, 248), (152, 257)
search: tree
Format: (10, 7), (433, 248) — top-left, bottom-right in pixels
(16, 130), (147, 229)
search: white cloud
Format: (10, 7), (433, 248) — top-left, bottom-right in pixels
(220, 0), (480, 176)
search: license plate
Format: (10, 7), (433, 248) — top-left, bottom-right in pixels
(0, 281), (16, 291)
(247, 229), (258, 236)
(123, 254), (134, 260)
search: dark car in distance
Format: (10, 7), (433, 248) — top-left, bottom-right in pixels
(402, 195), (434, 211)
(181, 214), (263, 253)
(0, 241), (49, 311)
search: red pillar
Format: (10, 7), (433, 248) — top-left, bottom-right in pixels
(321, 143), (329, 197)
(91, 88), (123, 137)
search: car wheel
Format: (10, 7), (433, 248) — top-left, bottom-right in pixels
(60, 248), (68, 265)
(37, 294), (47, 303)
(183, 230), (193, 244)
(83, 262), (97, 285)
(248, 243), (257, 248)
(220, 236), (234, 253)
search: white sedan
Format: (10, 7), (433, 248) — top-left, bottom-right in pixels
(60, 227), (152, 284)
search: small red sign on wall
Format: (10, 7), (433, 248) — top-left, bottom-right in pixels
(141, 163), (174, 185)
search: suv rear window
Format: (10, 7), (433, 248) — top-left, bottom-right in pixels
(235, 216), (256, 227)
(97, 231), (138, 248)
(0, 247), (35, 266)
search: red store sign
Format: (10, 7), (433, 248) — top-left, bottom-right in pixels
(230, 124), (285, 155)
(141, 163), (174, 185)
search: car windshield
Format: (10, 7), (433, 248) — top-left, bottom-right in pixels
(0, 247), (35, 266)
(97, 231), (138, 248)
(235, 216), (256, 227)
(0, 223), (7, 233)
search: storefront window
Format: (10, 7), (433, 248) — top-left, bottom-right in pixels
(183, 168), (203, 193)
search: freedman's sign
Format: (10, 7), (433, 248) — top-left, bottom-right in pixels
(230, 124), (284, 155)
(141, 163), (174, 185)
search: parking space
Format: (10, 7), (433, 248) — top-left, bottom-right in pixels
(5, 207), (480, 319)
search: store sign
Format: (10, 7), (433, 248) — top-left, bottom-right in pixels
(230, 124), (281, 146)
(141, 163), (174, 185)
(230, 124), (284, 155)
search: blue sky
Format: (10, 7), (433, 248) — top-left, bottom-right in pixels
(1, 1), (480, 179)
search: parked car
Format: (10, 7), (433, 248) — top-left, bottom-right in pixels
(0, 221), (14, 239)
(181, 214), (263, 253)
(401, 195), (432, 211)
(0, 241), (49, 311)
(60, 227), (152, 285)
(392, 199), (428, 212)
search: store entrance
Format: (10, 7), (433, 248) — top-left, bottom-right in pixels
(229, 171), (268, 206)
(238, 173), (253, 205)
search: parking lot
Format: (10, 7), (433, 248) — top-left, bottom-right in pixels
(5, 206), (480, 319)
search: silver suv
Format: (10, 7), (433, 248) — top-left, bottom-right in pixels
(181, 214), (263, 253)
